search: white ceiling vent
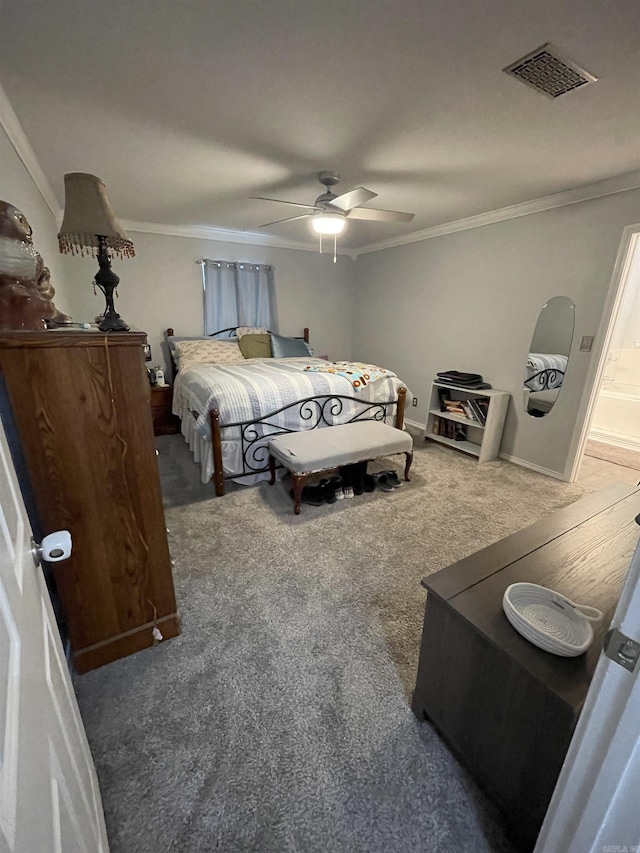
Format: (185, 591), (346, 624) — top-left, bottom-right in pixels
(503, 43), (597, 98)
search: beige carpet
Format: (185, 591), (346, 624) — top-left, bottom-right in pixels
(585, 439), (640, 471)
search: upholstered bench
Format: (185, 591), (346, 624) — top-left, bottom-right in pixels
(268, 421), (414, 514)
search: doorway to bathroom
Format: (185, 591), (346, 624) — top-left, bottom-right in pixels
(575, 227), (640, 488)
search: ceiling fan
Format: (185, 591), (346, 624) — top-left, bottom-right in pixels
(251, 172), (415, 245)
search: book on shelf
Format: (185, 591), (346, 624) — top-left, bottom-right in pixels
(475, 397), (489, 425)
(445, 404), (466, 416)
(454, 423), (467, 441)
(437, 387), (449, 412)
(468, 398), (488, 425)
(476, 398), (490, 422)
(433, 415), (467, 441)
(440, 394), (466, 414)
(460, 400), (478, 422)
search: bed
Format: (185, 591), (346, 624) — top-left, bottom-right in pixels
(524, 352), (568, 415)
(165, 327), (411, 495)
(524, 353), (567, 392)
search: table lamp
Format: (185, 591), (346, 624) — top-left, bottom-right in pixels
(58, 173), (135, 332)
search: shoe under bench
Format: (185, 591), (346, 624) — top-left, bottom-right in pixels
(268, 421), (414, 514)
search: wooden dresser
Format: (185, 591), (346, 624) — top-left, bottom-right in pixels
(0, 329), (180, 673)
(412, 483), (640, 851)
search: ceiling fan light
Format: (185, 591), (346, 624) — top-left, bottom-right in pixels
(311, 212), (346, 235)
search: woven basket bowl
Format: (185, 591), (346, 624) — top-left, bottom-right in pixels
(503, 583), (604, 657)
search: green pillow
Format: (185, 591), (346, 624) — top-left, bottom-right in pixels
(238, 333), (272, 359)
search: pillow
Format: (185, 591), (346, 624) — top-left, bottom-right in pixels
(238, 333), (272, 359)
(271, 333), (312, 359)
(174, 339), (244, 370)
(167, 335), (212, 367)
(236, 326), (268, 338)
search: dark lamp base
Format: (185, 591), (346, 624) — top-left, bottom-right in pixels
(98, 309), (130, 333)
(94, 236), (130, 333)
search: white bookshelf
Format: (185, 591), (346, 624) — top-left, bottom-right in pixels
(424, 382), (510, 463)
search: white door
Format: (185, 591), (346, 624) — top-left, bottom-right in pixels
(535, 524), (640, 852)
(0, 420), (109, 853)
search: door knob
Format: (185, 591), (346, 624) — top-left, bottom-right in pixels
(31, 530), (72, 566)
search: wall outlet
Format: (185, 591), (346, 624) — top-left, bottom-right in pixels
(412, 397), (418, 406)
(580, 335), (595, 352)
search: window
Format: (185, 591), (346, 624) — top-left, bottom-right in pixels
(201, 260), (279, 335)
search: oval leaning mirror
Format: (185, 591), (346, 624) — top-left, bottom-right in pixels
(524, 296), (575, 417)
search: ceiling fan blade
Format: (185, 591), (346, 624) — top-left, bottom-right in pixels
(329, 187), (378, 211)
(259, 213), (313, 228)
(347, 207), (415, 223)
(251, 196), (321, 211)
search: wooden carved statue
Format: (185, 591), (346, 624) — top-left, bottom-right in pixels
(0, 201), (72, 330)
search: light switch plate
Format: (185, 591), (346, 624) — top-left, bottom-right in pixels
(580, 335), (595, 352)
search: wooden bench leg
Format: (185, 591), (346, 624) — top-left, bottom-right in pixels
(268, 454), (277, 485)
(291, 473), (306, 515)
(404, 450), (413, 482)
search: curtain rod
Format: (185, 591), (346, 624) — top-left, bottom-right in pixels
(197, 259), (274, 271)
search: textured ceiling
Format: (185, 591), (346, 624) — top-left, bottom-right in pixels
(0, 0), (639, 250)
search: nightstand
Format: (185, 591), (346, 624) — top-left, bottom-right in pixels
(150, 384), (179, 435)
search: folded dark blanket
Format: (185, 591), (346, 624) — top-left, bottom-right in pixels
(437, 378), (482, 386)
(436, 378), (492, 389)
(437, 370), (483, 383)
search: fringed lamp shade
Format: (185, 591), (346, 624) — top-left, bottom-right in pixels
(58, 172), (133, 332)
(57, 173), (135, 259)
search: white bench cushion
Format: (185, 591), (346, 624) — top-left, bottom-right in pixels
(269, 421), (413, 475)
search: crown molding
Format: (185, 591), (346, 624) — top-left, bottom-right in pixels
(0, 81), (61, 219)
(355, 170), (640, 257)
(119, 218), (351, 255)
(115, 171), (640, 257)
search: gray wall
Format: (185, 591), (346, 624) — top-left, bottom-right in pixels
(351, 190), (640, 477)
(61, 231), (356, 373)
(0, 124), (71, 312)
(1, 126), (355, 366)
(4, 119), (640, 479)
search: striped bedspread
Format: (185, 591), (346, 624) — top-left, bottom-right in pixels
(173, 357), (410, 440)
(172, 357), (411, 483)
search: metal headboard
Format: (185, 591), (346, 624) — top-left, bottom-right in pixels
(164, 327), (310, 381)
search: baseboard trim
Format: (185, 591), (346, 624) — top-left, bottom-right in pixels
(407, 420), (566, 480)
(498, 453), (566, 481)
(589, 428), (640, 453)
(404, 417), (423, 432)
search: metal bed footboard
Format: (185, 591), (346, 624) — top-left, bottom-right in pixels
(524, 368), (565, 391)
(209, 388), (407, 496)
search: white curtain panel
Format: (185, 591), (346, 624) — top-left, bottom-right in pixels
(202, 260), (279, 336)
